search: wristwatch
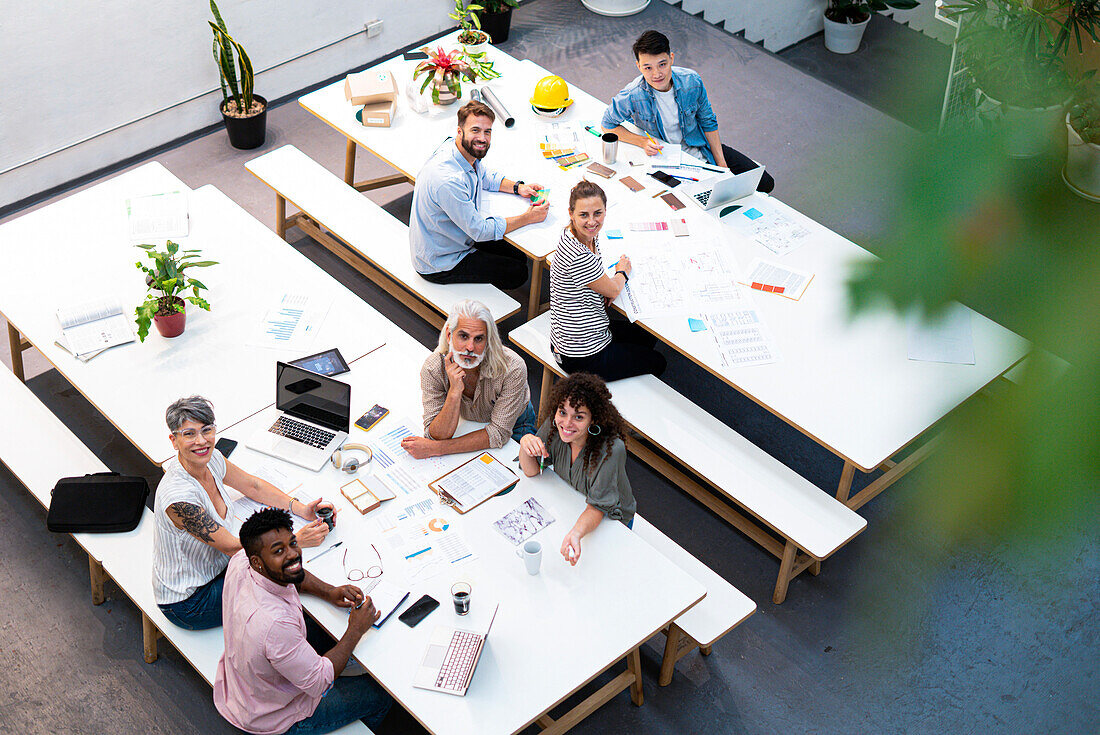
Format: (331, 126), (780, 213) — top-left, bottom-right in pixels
(615, 270), (629, 282)
(513, 180), (524, 195)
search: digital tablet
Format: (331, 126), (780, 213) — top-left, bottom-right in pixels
(288, 347), (350, 376)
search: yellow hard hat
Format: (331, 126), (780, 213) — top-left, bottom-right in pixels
(530, 76), (573, 111)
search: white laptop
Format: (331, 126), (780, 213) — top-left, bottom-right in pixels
(246, 361), (350, 472)
(681, 165), (765, 211)
(413, 603), (499, 696)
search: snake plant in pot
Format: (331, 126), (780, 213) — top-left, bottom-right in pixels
(134, 241), (217, 341)
(210, 0), (266, 149)
(824, 0), (919, 54)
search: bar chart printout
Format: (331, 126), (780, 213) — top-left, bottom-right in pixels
(248, 292), (332, 351)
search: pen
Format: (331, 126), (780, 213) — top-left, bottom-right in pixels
(606, 258), (622, 271)
(307, 541), (342, 563)
(651, 190), (667, 198)
(584, 125), (602, 138)
(669, 174), (698, 181)
(644, 132), (663, 151)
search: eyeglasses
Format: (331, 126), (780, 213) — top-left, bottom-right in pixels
(343, 545), (383, 582)
(174, 424), (216, 441)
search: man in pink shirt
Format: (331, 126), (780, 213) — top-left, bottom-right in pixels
(214, 508), (392, 734)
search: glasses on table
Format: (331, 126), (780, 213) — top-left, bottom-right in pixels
(174, 424), (216, 441)
(343, 545), (383, 582)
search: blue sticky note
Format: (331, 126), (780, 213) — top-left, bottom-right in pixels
(606, 229), (624, 239)
(688, 318), (706, 332)
(743, 208), (763, 220)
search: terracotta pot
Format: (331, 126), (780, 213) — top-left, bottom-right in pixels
(154, 308), (186, 339)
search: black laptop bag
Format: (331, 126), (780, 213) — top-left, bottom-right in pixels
(47, 471), (150, 533)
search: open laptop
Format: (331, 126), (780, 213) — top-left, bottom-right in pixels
(413, 603), (499, 696)
(681, 165), (765, 211)
(246, 361), (350, 471)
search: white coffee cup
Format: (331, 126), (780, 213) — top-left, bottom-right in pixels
(515, 540), (542, 575)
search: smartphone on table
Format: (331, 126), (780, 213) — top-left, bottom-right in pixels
(355, 405), (389, 432)
(399, 594), (440, 628)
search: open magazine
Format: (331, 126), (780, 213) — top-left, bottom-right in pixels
(56, 299), (134, 359)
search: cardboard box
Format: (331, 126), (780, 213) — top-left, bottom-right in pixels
(344, 70), (397, 106)
(358, 99), (396, 127)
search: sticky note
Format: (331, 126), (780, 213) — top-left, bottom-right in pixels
(688, 318), (706, 332)
(744, 208), (763, 220)
(606, 229), (623, 239)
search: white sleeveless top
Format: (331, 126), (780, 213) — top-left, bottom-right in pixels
(152, 450), (237, 605)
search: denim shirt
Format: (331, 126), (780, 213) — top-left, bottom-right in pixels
(409, 141), (507, 274)
(601, 67), (720, 164)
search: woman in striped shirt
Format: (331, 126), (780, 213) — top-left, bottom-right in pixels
(549, 180), (665, 381)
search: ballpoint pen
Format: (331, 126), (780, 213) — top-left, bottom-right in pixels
(651, 190), (668, 198)
(669, 174), (698, 181)
(307, 541), (343, 563)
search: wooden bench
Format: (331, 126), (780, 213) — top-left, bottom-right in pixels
(509, 312), (867, 603)
(633, 514), (756, 685)
(0, 367), (372, 734)
(246, 144), (520, 330)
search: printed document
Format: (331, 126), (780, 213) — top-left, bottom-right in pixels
(493, 497), (555, 546)
(615, 239), (749, 320)
(127, 191), (189, 241)
(740, 258), (814, 300)
(730, 207), (812, 257)
(907, 304), (975, 365)
(703, 309), (779, 368)
(56, 298), (134, 358)
(247, 292), (331, 351)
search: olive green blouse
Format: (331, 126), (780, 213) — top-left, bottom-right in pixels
(536, 418), (635, 525)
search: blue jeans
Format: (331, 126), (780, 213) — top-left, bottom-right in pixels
(511, 401), (537, 442)
(281, 675), (392, 734)
(158, 572), (225, 630)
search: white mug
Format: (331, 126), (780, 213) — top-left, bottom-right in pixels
(515, 540), (542, 575)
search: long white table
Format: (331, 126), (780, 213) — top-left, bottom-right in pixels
(298, 31), (611, 317)
(0, 164), (396, 464)
(222, 328), (707, 735)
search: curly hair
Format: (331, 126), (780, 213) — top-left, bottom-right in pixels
(239, 507), (294, 559)
(539, 372), (627, 475)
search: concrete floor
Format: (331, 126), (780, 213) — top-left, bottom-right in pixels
(1, 1), (1097, 733)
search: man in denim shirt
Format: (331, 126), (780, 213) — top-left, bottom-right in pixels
(601, 30), (774, 193)
(410, 100), (549, 290)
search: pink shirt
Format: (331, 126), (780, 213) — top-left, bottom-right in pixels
(214, 551), (335, 735)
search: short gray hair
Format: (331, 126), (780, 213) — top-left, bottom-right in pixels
(435, 300), (508, 379)
(166, 395), (216, 432)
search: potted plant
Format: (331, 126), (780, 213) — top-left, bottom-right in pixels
(477, 0), (519, 44)
(134, 241), (217, 341)
(452, 0), (490, 51)
(412, 46), (500, 106)
(209, 0), (267, 149)
(942, 0), (1100, 157)
(823, 0), (918, 54)
(1064, 86), (1100, 200)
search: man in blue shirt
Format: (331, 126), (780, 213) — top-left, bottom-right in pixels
(601, 30), (774, 193)
(410, 100), (549, 290)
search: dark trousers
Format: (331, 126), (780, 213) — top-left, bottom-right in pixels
(559, 320), (666, 382)
(420, 239), (528, 291)
(722, 143), (775, 193)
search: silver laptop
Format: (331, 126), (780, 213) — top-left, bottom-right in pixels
(681, 165), (765, 211)
(413, 603), (499, 696)
(246, 361), (350, 472)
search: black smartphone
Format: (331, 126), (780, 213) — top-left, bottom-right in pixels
(355, 404), (389, 432)
(648, 170), (681, 188)
(399, 594), (439, 628)
(403, 50), (429, 60)
(214, 438), (238, 458)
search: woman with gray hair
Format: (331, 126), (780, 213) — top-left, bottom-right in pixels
(401, 299), (536, 459)
(152, 395), (333, 630)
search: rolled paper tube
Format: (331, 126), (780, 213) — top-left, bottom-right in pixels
(480, 86), (515, 128)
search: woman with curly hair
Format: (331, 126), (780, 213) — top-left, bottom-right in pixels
(518, 373), (636, 566)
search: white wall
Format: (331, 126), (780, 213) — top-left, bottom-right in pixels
(0, 0), (454, 210)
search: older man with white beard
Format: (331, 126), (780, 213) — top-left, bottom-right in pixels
(401, 300), (535, 459)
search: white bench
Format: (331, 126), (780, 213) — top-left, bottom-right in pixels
(246, 144), (521, 330)
(0, 367), (372, 734)
(633, 514), (756, 685)
(509, 311), (867, 603)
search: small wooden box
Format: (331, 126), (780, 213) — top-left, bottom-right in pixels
(344, 70), (397, 106)
(340, 477), (395, 514)
(358, 99), (397, 127)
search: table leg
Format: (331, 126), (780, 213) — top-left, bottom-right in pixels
(835, 461), (856, 504)
(772, 540), (798, 605)
(89, 556), (106, 605)
(275, 194), (287, 239)
(627, 646), (644, 706)
(344, 138), (356, 186)
(539, 366), (554, 410)
(658, 624), (682, 686)
(528, 259), (544, 320)
(142, 613), (161, 663)
(7, 323), (25, 382)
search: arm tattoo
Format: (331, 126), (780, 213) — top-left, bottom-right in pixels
(168, 502), (220, 544)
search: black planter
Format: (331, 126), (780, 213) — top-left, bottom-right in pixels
(220, 94), (267, 150)
(480, 8), (513, 44)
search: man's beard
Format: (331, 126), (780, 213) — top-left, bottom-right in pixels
(265, 555), (305, 585)
(460, 134), (489, 160)
(451, 348), (485, 369)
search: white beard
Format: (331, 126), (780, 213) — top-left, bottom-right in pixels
(451, 349), (485, 369)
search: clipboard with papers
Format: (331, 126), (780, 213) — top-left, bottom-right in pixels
(428, 452), (520, 514)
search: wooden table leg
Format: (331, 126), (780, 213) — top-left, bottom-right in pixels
(89, 556), (106, 605)
(275, 194), (287, 239)
(658, 624), (682, 686)
(835, 461), (856, 504)
(627, 646), (644, 706)
(539, 366), (554, 410)
(142, 613), (161, 663)
(528, 259), (544, 320)
(773, 540), (798, 604)
(344, 138), (357, 185)
(699, 644), (713, 656)
(7, 323), (25, 382)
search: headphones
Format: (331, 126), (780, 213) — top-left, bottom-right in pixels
(330, 443), (373, 474)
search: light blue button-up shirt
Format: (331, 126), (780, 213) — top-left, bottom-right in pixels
(601, 67), (720, 164)
(409, 140), (507, 274)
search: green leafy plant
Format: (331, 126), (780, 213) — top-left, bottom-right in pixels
(412, 46), (499, 104)
(450, 0), (487, 45)
(942, 0), (1100, 108)
(826, 0), (919, 24)
(209, 0), (258, 116)
(1069, 96), (1100, 143)
(478, 0), (518, 13)
(133, 241), (217, 342)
